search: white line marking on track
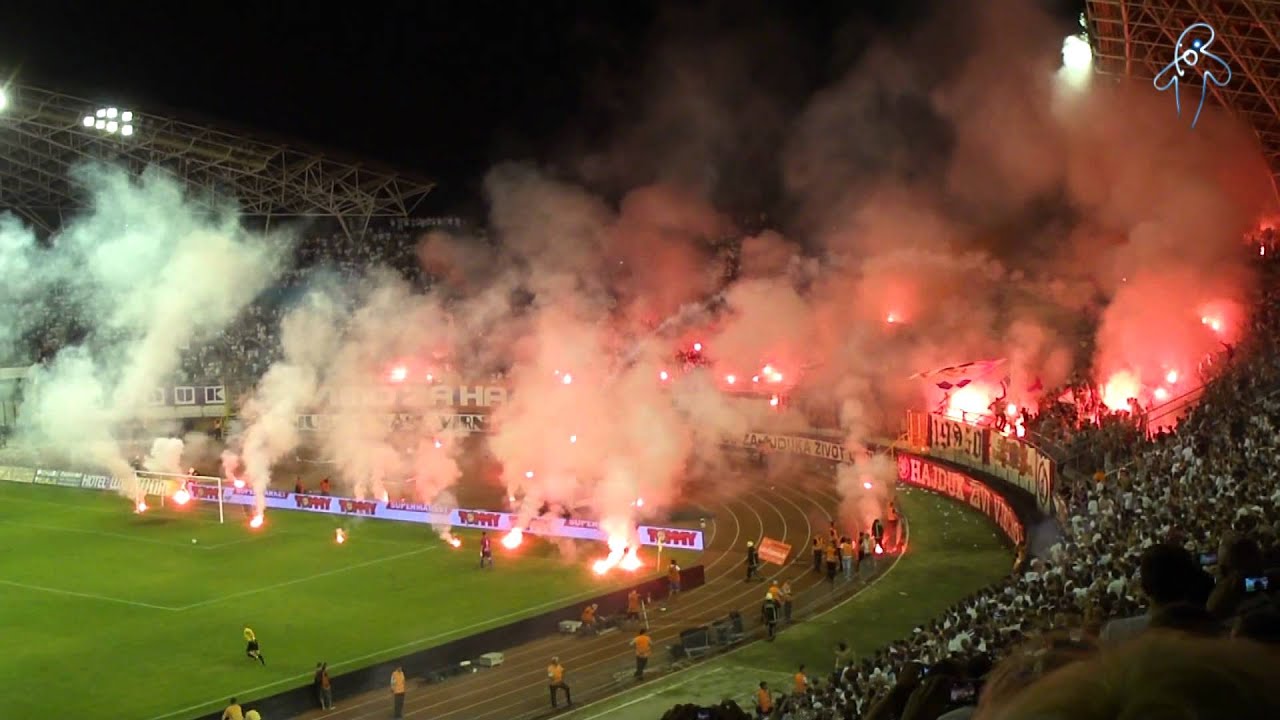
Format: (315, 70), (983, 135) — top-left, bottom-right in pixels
(561, 516), (910, 720)
(0, 579), (179, 611)
(174, 546), (438, 610)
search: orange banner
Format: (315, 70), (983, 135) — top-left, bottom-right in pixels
(757, 537), (791, 565)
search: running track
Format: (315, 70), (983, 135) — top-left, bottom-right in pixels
(296, 463), (863, 720)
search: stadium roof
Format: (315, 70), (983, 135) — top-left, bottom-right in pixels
(1085, 0), (1280, 203)
(0, 83), (435, 234)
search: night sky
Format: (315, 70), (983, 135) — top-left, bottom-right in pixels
(0, 1), (1080, 215)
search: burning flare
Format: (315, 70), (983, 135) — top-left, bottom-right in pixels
(501, 527), (524, 549)
(134, 499), (147, 514)
(249, 513), (264, 529)
(442, 532), (462, 548)
(593, 536), (641, 575)
(172, 488), (191, 506)
(335, 528), (346, 544)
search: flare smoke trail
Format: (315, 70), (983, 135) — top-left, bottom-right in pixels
(4, 167), (284, 501)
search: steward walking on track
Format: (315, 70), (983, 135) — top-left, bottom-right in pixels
(480, 531), (493, 568)
(547, 656), (571, 708)
(390, 665), (406, 719)
(626, 589), (642, 622)
(630, 628), (652, 679)
(745, 540), (761, 581)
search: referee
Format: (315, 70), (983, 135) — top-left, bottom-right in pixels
(243, 624), (266, 665)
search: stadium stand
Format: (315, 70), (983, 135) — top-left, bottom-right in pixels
(695, 242), (1280, 720)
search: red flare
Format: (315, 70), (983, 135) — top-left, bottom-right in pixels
(619, 546), (643, 572)
(592, 536), (629, 575)
(380, 490), (390, 503)
(233, 478), (246, 489)
(659, 370), (669, 381)
(389, 365), (408, 383)
(725, 374), (736, 385)
(769, 395), (779, 407)
(443, 532), (462, 548)
(562, 374), (573, 385)
(249, 514), (264, 529)
(172, 488), (191, 506)
(501, 528), (524, 549)
(874, 543), (884, 555)
(863, 481), (873, 490)
(134, 500), (147, 514)
(692, 342), (703, 352)
(335, 528), (346, 544)
(1166, 370), (1179, 384)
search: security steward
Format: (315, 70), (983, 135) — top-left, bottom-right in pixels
(755, 681), (774, 719)
(547, 656), (571, 708)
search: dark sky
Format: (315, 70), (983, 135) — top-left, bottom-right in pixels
(0, 1), (1080, 214)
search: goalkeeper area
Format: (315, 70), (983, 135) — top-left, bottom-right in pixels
(0, 480), (670, 719)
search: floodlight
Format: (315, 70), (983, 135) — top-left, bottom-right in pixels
(86, 106), (137, 138)
(0, 87), (7, 112)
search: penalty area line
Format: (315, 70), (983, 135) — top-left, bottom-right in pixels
(0, 579), (180, 611)
(174, 546), (438, 611)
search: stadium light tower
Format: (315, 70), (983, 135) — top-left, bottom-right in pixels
(82, 106), (136, 137)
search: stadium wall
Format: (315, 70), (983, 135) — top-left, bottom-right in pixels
(191, 566), (706, 720)
(723, 431), (1034, 546)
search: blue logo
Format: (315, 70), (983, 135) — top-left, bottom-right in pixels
(1154, 22), (1231, 129)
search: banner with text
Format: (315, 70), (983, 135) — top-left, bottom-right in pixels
(926, 413), (1054, 514)
(896, 453), (1024, 545)
(732, 432), (866, 465)
(189, 485), (704, 550)
(757, 537), (792, 565)
(297, 413), (491, 434)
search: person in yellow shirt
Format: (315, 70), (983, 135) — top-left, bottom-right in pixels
(794, 664), (808, 696)
(630, 628), (651, 680)
(221, 698), (243, 720)
(390, 665), (406, 719)
(547, 656), (571, 708)
(755, 681), (773, 718)
(243, 625), (265, 665)
(244, 710), (261, 720)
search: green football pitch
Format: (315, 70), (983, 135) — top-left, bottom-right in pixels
(0, 482), (692, 720)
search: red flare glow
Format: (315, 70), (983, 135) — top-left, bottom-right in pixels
(863, 481), (873, 490)
(389, 365), (408, 383)
(569, 434), (578, 444)
(592, 537), (629, 575)
(1005, 403), (1017, 416)
(1102, 371), (1140, 411)
(501, 528), (524, 549)
(1166, 370), (1179, 384)
(524, 470), (534, 479)
(380, 490), (390, 503)
(769, 395), (779, 407)
(1154, 387), (1170, 402)
(249, 514), (264, 529)
(945, 384), (997, 421)
(886, 313), (897, 324)
(134, 500), (147, 514)
(874, 543), (884, 555)
(619, 546), (643, 572)
(692, 342), (703, 352)
(335, 528), (346, 544)
(233, 478), (245, 489)
(659, 370), (669, 381)
(443, 532), (462, 548)
(434, 439), (443, 449)
(725, 374), (736, 385)
(172, 488), (191, 506)
(562, 374), (573, 385)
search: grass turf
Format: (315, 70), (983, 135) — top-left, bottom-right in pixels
(0, 481), (696, 720)
(562, 488), (1013, 720)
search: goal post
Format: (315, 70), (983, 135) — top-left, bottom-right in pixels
(134, 470), (227, 524)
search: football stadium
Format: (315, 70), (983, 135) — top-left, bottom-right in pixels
(2, 2), (1280, 720)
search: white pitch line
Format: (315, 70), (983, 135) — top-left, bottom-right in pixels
(0, 579), (179, 611)
(0, 519), (196, 549)
(175, 546), (438, 610)
(143, 582), (635, 720)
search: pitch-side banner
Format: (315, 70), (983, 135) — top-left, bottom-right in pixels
(757, 537), (791, 565)
(297, 413), (491, 434)
(731, 432), (865, 465)
(190, 485), (704, 550)
(927, 412), (1053, 514)
(896, 453), (1025, 545)
(0, 465), (35, 483)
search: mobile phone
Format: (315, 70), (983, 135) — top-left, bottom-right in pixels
(950, 682), (976, 703)
(1245, 576), (1270, 593)
(1199, 552), (1217, 566)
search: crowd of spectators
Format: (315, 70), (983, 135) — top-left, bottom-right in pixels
(690, 246), (1280, 720)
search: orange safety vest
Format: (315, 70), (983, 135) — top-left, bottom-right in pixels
(582, 606), (596, 624)
(757, 688), (773, 712)
(668, 565), (680, 582)
(548, 663), (564, 684)
(634, 635), (651, 658)
(391, 670), (405, 694)
(794, 672), (808, 694)
(628, 592), (640, 612)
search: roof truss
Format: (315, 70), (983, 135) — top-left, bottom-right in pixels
(0, 84), (435, 234)
(1085, 0), (1280, 202)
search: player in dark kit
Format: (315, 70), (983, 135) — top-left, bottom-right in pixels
(480, 532), (493, 568)
(243, 625), (265, 665)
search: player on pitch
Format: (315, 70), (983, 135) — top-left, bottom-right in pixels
(243, 624), (266, 665)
